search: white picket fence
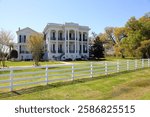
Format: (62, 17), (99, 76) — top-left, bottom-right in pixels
(0, 59), (150, 92)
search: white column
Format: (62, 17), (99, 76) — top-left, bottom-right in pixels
(68, 30), (69, 53)
(18, 44), (20, 60)
(75, 30), (76, 53)
(77, 31), (79, 54)
(48, 30), (51, 59)
(81, 32), (83, 54)
(65, 29), (66, 58)
(87, 32), (89, 57)
(56, 30), (58, 54)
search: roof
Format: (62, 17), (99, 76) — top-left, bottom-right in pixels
(43, 22), (90, 33)
(16, 27), (38, 34)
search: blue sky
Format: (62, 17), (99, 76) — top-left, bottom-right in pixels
(0, 0), (149, 42)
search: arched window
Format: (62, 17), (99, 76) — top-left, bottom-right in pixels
(51, 30), (56, 40)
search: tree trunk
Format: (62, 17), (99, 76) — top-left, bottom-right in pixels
(1, 57), (6, 67)
(34, 60), (39, 66)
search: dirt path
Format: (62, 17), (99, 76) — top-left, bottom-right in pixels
(59, 62), (72, 65)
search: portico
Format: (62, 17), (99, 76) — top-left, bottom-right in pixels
(43, 22), (90, 60)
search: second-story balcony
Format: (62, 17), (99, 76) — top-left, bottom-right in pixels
(78, 38), (88, 41)
(51, 50), (56, 53)
(83, 38), (88, 41)
(20, 51), (29, 54)
(58, 37), (65, 40)
(51, 37), (56, 40)
(69, 37), (75, 40)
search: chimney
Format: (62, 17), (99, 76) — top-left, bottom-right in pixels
(18, 27), (20, 31)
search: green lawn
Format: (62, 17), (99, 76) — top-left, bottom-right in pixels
(4, 61), (61, 67)
(1, 59), (145, 92)
(1, 68), (150, 100)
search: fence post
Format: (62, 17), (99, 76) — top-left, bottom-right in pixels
(10, 69), (13, 91)
(142, 59), (144, 68)
(105, 61), (108, 75)
(45, 65), (48, 85)
(117, 61), (120, 73)
(135, 60), (138, 70)
(148, 59), (150, 68)
(127, 60), (129, 71)
(72, 64), (74, 80)
(90, 62), (93, 78)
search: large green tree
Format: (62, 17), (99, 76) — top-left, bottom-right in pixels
(10, 49), (18, 59)
(136, 40), (150, 58)
(90, 36), (104, 59)
(122, 15), (150, 58)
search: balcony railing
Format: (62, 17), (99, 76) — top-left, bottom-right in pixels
(69, 50), (75, 53)
(83, 50), (87, 53)
(49, 37), (87, 41)
(58, 50), (63, 53)
(58, 37), (65, 40)
(20, 51), (29, 54)
(51, 37), (56, 40)
(69, 37), (75, 40)
(83, 39), (88, 41)
(51, 50), (56, 53)
(78, 38), (88, 41)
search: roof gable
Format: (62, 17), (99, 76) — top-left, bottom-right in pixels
(16, 27), (38, 34)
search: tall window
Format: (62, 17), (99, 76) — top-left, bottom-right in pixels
(53, 32), (55, 38)
(60, 32), (62, 38)
(83, 33), (87, 41)
(24, 35), (26, 42)
(59, 32), (62, 40)
(83, 34), (85, 40)
(79, 45), (81, 53)
(52, 44), (55, 53)
(19, 45), (21, 53)
(58, 44), (62, 53)
(83, 45), (87, 53)
(19, 35), (21, 43)
(60, 44), (62, 50)
(79, 33), (81, 41)
(69, 33), (72, 38)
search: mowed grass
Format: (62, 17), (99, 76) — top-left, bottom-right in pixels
(1, 68), (150, 100)
(4, 61), (61, 67)
(0, 60), (141, 92)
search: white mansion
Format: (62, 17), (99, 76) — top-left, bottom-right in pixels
(16, 23), (90, 61)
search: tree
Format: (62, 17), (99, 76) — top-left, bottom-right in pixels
(104, 27), (126, 57)
(122, 15), (150, 57)
(90, 36), (104, 59)
(144, 12), (150, 18)
(136, 40), (150, 58)
(10, 50), (18, 59)
(105, 27), (116, 44)
(113, 27), (127, 57)
(26, 34), (44, 66)
(0, 29), (14, 67)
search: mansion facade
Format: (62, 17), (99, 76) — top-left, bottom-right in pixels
(16, 23), (90, 61)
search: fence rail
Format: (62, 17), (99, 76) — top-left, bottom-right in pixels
(0, 59), (150, 92)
